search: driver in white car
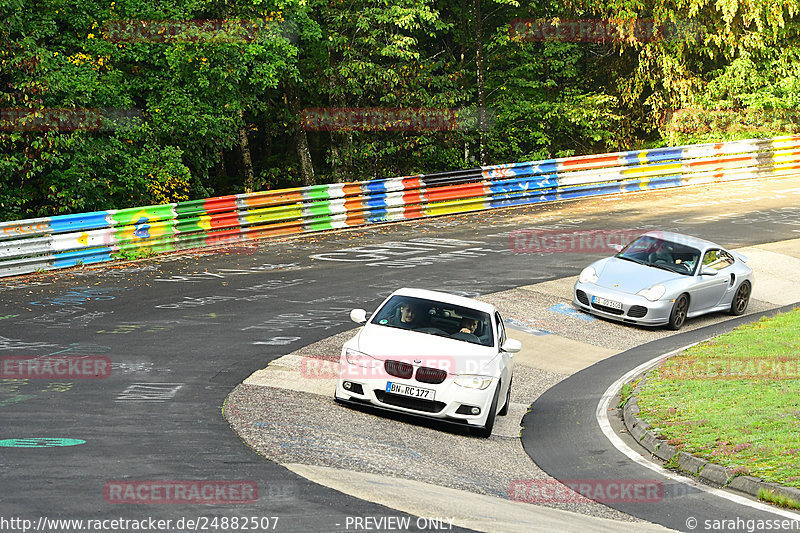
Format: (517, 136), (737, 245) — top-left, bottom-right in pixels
(394, 302), (423, 329)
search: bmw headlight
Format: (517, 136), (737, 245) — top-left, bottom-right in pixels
(579, 266), (599, 284)
(637, 284), (666, 301)
(345, 349), (379, 368)
(454, 375), (494, 390)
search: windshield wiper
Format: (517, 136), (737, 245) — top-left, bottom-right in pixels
(649, 263), (677, 273)
(617, 256), (646, 265)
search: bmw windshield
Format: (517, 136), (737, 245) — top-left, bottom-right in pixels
(370, 295), (494, 347)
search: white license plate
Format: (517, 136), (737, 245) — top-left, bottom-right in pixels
(386, 382), (435, 400)
(592, 296), (623, 310)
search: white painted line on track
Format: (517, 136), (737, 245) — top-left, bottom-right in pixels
(596, 342), (800, 520)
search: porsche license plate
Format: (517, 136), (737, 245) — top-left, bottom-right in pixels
(592, 296), (623, 310)
(386, 382), (435, 400)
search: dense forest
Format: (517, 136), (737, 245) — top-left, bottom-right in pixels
(1, 0), (799, 221)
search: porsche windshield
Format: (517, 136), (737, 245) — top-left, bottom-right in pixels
(370, 295), (494, 347)
(617, 235), (701, 275)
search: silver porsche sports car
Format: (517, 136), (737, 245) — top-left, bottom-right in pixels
(573, 231), (754, 330)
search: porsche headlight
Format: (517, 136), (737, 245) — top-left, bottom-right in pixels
(454, 375), (494, 390)
(637, 284), (666, 301)
(579, 266), (599, 284)
(345, 349), (379, 368)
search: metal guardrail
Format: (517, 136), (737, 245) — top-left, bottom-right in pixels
(2, 136), (799, 278)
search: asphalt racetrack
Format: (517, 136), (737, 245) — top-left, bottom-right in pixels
(2, 176), (800, 532)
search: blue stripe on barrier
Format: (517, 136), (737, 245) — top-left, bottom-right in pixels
(488, 175), (559, 194)
(488, 190), (560, 208)
(49, 212), (111, 233)
(364, 208), (388, 223)
(363, 181), (388, 194)
(363, 196), (390, 209)
(52, 248), (114, 268)
(641, 174), (685, 189)
(620, 146), (685, 165)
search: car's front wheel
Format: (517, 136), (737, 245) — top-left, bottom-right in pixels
(729, 281), (751, 316)
(473, 382), (500, 438)
(667, 294), (689, 330)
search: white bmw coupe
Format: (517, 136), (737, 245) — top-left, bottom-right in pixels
(335, 288), (521, 438)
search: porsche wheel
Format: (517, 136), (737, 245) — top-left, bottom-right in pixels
(730, 281), (751, 316)
(667, 294), (689, 330)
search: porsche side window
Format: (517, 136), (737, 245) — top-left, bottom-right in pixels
(702, 249), (734, 270)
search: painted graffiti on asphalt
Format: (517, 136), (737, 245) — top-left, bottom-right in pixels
(251, 336), (302, 346)
(235, 279), (310, 292)
(309, 237), (509, 268)
(153, 263), (309, 283)
(673, 207), (800, 226)
(115, 382), (183, 402)
(27, 306), (112, 329)
(29, 287), (119, 306)
(241, 307), (352, 332)
(0, 280), (52, 293)
(0, 380), (73, 408)
(155, 293), (276, 309)
(0, 336), (59, 352)
(97, 321), (178, 335)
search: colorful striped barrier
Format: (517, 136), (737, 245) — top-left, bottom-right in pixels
(1, 136), (799, 278)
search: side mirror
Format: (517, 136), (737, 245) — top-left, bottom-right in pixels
(350, 309), (367, 324)
(700, 267), (718, 276)
(611, 244), (624, 252)
(501, 338), (522, 353)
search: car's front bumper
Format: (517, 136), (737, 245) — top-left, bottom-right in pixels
(573, 281), (675, 326)
(334, 371), (496, 427)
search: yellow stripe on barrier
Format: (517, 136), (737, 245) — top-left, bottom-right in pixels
(424, 197), (487, 217)
(243, 205), (303, 224)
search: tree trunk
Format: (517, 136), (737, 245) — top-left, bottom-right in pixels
(328, 91), (352, 183)
(287, 89), (315, 186)
(473, 0), (488, 166)
(327, 41), (352, 183)
(237, 108), (256, 193)
(461, 0), (471, 165)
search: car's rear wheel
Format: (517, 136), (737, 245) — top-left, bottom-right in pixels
(473, 382), (499, 438)
(498, 379), (512, 416)
(667, 294), (689, 330)
(729, 281), (751, 316)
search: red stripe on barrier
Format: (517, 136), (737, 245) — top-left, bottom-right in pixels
(205, 228), (242, 246)
(242, 190), (303, 208)
(560, 153), (619, 169)
(685, 154), (753, 168)
(204, 196), (238, 213)
(424, 182), (486, 202)
(342, 183), (364, 226)
(402, 177), (424, 218)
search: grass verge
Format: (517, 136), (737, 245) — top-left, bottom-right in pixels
(758, 488), (800, 510)
(636, 309), (800, 488)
